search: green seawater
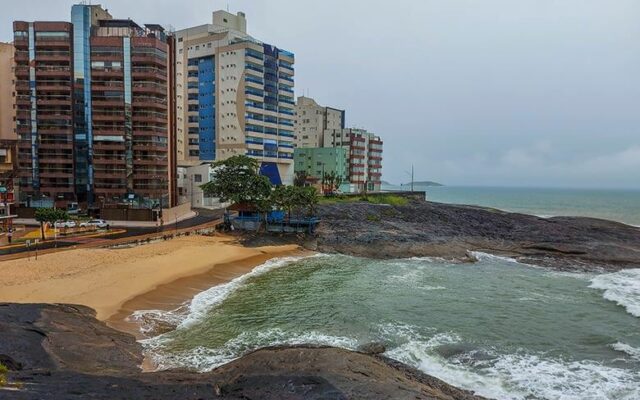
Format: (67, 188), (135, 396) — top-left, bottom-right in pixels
(139, 254), (640, 400)
(383, 185), (640, 226)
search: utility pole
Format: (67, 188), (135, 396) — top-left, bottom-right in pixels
(411, 164), (414, 192)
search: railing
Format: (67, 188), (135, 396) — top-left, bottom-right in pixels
(245, 87), (264, 97)
(245, 75), (264, 85)
(245, 63), (264, 74)
(36, 66), (70, 72)
(246, 125), (264, 133)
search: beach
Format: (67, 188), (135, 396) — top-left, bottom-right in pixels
(0, 234), (302, 322)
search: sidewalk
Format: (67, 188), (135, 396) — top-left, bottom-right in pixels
(13, 211), (198, 228)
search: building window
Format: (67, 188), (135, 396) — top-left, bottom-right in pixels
(194, 174), (202, 183)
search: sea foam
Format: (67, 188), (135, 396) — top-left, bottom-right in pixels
(589, 268), (640, 318)
(468, 251), (521, 264)
(611, 342), (640, 361)
(146, 328), (358, 372)
(381, 323), (640, 400)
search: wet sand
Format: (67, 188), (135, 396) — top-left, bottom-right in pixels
(106, 251), (308, 339)
(0, 234), (301, 322)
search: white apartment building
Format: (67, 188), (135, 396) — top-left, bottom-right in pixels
(175, 10), (296, 185)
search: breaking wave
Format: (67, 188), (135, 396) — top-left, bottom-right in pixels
(590, 269), (640, 317)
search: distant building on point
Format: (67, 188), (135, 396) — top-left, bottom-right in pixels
(293, 147), (348, 187)
(294, 96), (344, 148)
(292, 95), (383, 192)
(325, 128), (383, 192)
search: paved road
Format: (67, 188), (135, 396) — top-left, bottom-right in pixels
(0, 208), (225, 261)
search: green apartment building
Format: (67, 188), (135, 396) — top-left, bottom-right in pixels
(294, 147), (347, 181)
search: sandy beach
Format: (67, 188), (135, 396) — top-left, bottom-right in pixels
(0, 235), (302, 322)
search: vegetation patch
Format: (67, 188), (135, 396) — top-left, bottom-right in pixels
(319, 194), (408, 207)
(366, 214), (381, 222)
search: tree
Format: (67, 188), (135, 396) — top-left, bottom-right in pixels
(322, 171), (343, 195)
(300, 186), (319, 216)
(34, 208), (68, 240)
(200, 155), (272, 206)
(293, 171), (308, 187)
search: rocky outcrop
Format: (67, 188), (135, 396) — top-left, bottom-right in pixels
(314, 200), (640, 271)
(0, 303), (485, 400)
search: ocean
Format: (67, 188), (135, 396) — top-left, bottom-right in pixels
(137, 254), (640, 400)
(133, 187), (640, 400)
(382, 185), (640, 226)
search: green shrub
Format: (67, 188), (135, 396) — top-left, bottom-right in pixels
(0, 362), (7, 387)
(366, 214), (381, 222)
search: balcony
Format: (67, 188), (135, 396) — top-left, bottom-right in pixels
(35, 39), (70, 48)
(92, 81), (124, 91)
(131, 55), (167, 67)
(132, 69), (166, 81)
(92, 69), (123, 78)
(92, 99), (124, 108)
(245, 63), (264, 74)
(35, 67), (71, 78)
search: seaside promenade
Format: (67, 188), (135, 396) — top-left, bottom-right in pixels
(0, 208), (225, 262)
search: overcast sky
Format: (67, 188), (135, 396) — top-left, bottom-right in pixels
(3, 0), (639, 188)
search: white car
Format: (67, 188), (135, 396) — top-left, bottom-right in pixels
(54, 220), (76, 229)
(80, 219), (109, 229)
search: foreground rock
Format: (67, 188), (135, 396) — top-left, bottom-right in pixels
(312, 199), (640, 271)
(0, 303), (484, 400)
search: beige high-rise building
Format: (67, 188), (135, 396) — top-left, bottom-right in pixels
(175, 10), (296, 185)
(294, 96), (344, 148)
(0, 43), (16, 141)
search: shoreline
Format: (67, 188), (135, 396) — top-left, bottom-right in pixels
(106, 249), (310, 340)
(0, 234), (302, 323)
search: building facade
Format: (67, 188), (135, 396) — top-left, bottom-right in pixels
(0, 43), (16, 142)
(13, 4), (176, 210)
(174, 10), (295, 185)
(177, 163), (226, 209)
(325, 128), (383, 192)
(294, 96), (344, 148)
(0, 43), (18, 224)
(293, 147), (347, 183)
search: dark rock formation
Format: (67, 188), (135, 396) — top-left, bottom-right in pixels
(313, 199), (640, 271)
(357, 342), (387, 355)
(0, 303), (485, 400)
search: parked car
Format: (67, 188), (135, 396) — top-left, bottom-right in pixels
(80, 219), (109, 229)
(54, 220), (76, 229)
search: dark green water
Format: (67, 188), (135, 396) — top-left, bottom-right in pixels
(139, 254), (640, 400)
(382, 185), (640, 226)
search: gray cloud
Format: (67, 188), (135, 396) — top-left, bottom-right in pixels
(3, 0), (639, 188)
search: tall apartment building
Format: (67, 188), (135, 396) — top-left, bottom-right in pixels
(13, 4), (176, 210)
(0, 43), (16, 142)
(175, 10), (296, 185)
(325, 128), (383, 192)
(0, 42), (18, 227)
(294, 96), (344, 148)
